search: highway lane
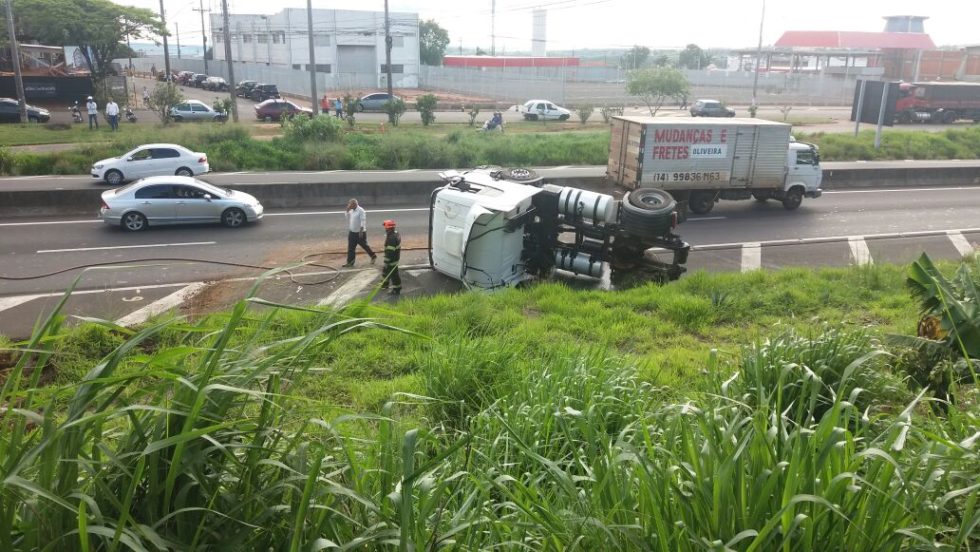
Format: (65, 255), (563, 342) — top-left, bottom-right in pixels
(3, 161), (980, 192)
(3, 186), (980, 298)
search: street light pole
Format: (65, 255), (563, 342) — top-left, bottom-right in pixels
(194, 0), (208, 74)
(384, 0), (393, 100)
(158, 0), (171, 79)
(306, 0), (318, 115)
(750, 0), (766, 115)
(4, 0), (28, 122)
(220, 0), (237, 122)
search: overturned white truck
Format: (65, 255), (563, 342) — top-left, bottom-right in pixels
(428, 166), (690, 289)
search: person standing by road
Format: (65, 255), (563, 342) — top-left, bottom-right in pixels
(105, 98), (120, 131)
(142, 86), (150, 108)
(343, 198), (377, 267)
(320, 94), (331, 114)
(334, 97), (343, 118)
(85, 96), (99, 129)
(380, 219), (401, 295)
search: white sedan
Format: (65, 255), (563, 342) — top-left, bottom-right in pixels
(100, 176), (263, 231)
(91, 143), (210, 186)
(519, 99), (571, 121)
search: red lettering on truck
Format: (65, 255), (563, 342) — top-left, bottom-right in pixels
(652, 128), (715, 144)
(652, 145), (690, 159)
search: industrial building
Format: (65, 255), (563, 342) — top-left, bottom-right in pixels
(209, 8), (420, 89)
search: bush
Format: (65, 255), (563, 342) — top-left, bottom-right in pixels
(383, 98), (407, 126)
(281, 114), (342, 143)
(342, 94), (358, 128)
(576, 104), (594, 124)
(599, 104), (623, 124)
(416, 93), (438, 126)
(147, 83), (183, 124)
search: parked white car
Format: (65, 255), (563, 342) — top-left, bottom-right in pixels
(91, 144), (210, 186)
(100, 176), (263, 231)
(519, 99), (571, 121)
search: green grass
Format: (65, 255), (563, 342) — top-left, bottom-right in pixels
(3, 119), (980, 176)
(1, 261), (978, 550)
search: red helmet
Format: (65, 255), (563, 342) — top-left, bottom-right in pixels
(383, 219), (396, 229)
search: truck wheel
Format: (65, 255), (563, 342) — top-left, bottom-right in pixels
(942, 111), (957, 124)
(688, 191), (715, 215)
(621, 188), (676, 236)
(782, 188), (803, 210)
(501, 167), (540, 182)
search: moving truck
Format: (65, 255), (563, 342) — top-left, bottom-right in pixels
(894, 82), (980, 124)
(607, 117), (823, 214)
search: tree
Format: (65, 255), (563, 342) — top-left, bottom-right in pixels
(419, 19), (450, 66)
(475, 47), (488, 56)
(619, 45), (650, 70)
(653, 54), (672, 67)
(12, 0), (163, 85)
(678, 43), (711, 70)
(626, 67), (689, 116)
(147, 83), (182, 124)
(416, 94), (438, 126)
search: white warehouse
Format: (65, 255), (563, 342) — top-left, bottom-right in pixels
(210, 8), (420, 89)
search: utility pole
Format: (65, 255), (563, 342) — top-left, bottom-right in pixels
(4, 0), (28, 122)
(750, 0), (765, 115)
(220, 0), (237, 121)
(384, 0), (393, 100)
(176, 22), (181, 59)
(490, 0), (495, 56)
(158, 0), (171, 80)
(306, 0), (318, 115)
(193, 0), (209, 74)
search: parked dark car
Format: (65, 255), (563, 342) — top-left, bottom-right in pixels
(249, 84), (280, 102)
(191, 74), (208, 88)
(236, 80), (257, 97)
(690, 99), (736, 117)
(0, 97), (51, 123)
(254, 99), (312, 121)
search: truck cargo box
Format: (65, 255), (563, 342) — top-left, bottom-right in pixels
(608, 117), (792, 190)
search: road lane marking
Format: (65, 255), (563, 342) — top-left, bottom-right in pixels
(947, 231), (975, 257)
(317, 269), (379, 307)
(687, 216), (726, 222)
(848, 237), (873, 266)
(823, 186), (980, 194)
(265, 208), (430, 217)
(0, 294), (43, 313)
(115, 282), (207, 327)
(741, 243), (761, 272)
(37, 241), (216, 253)
(0, 220), (102, 227)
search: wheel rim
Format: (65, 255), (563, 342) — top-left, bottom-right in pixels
(224, 209), (244, 227)
(176, 168), (192, 176)
(123, 213), (145, 231)
(106, 171), (122, 186)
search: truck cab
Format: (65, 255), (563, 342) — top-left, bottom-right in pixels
(782, 142), (823, 208)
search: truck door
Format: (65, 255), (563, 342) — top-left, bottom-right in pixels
(728, 127), (758, 187)
(786, 147), (822, 192)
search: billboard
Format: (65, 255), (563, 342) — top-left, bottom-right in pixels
(850, 80), (900, 125)
(63, 46), (93, 75)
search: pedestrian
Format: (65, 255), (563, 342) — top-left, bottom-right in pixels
(334, 97), (343, 118)
(105, 98), (119, 131)
(320, 93), (330, 113)
(343, 198), (377, 267)
(380, 219), (401, 295)
(85, 96), (99, 129)
(142, 86), (150, 108)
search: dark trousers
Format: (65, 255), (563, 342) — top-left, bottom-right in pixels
(108, 114), (118, 131)
(382, 263), (401, 290)
(346, 231), (375, 264)
(88, 114), (98, 129)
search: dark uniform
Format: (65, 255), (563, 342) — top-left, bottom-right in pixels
(381, 227), (401, 294)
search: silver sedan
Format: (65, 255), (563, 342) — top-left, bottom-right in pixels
(100, 176), (264, 232)
(169, 100), (228, 122)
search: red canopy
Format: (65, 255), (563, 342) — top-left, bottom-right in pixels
(774, 31), (936, 50)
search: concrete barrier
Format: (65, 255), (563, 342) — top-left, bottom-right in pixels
(1, 163), (979, 218)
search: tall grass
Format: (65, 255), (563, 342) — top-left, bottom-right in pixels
(2, 268), (978, 549)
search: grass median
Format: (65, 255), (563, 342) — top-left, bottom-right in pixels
(2, 258), (978, 549)
(1, 119), (979, 176)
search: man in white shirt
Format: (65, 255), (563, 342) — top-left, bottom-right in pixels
(343, 198), (377, 267)
(85, 96), (98, 129)
(105, 98), (120, 131)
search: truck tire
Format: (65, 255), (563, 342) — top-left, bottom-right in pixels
(897, 111), (912, 124)
(501, 167), (539, 182)
(782, 187), (804, 210)
(942, 111), (957, 124)
(621, 188), (676, 236)
(688, 191), (716, 215)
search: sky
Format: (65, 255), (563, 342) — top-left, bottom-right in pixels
(119, 0), (977, 54)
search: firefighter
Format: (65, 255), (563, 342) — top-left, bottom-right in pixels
(380, 219), (401, 295)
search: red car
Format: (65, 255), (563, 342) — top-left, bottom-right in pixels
(254, 99), (313, 122)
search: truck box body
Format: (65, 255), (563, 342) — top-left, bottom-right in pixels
(608, 117), (792, 190)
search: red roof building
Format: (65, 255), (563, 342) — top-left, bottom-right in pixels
(774, 31), (935, 50)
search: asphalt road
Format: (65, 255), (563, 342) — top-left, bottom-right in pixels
(2, 184), (980, 340)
